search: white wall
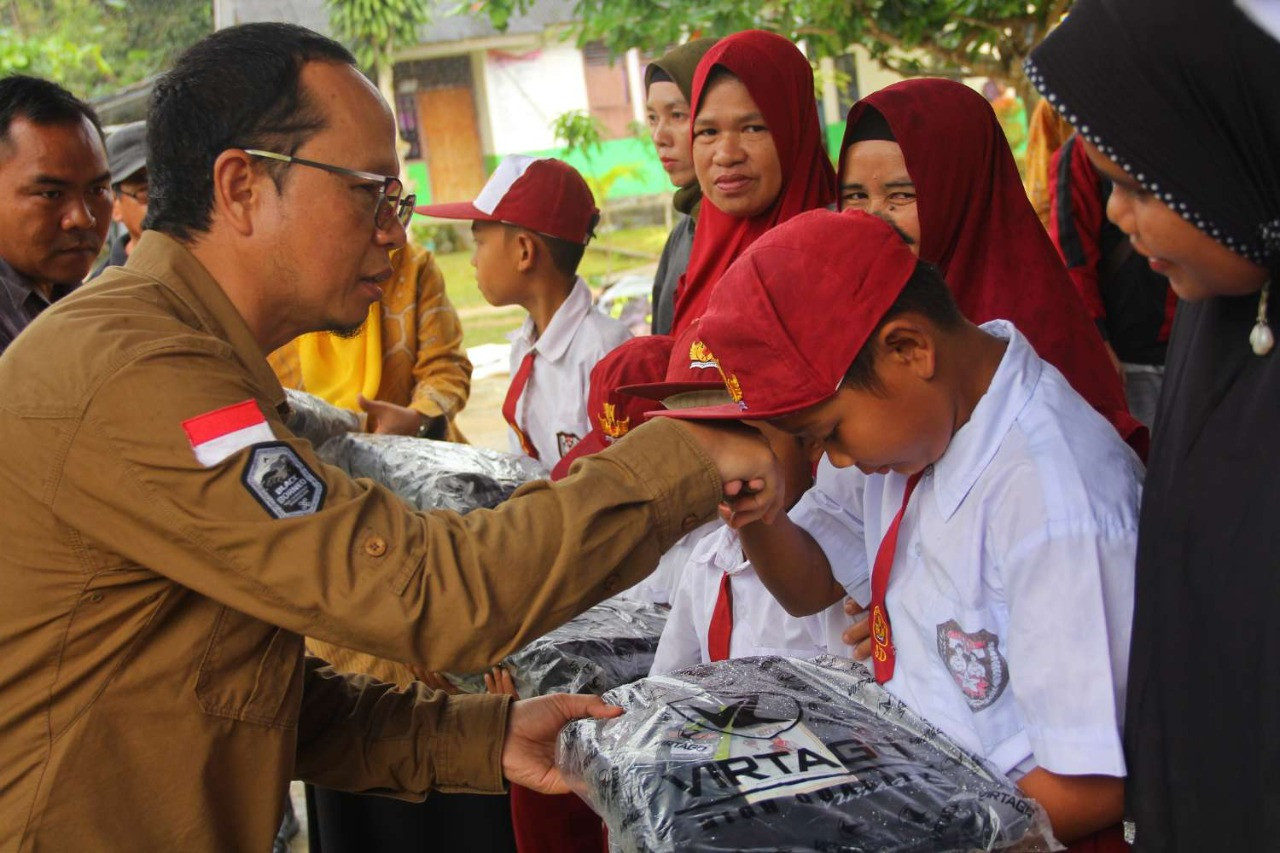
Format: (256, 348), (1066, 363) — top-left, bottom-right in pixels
(481, 42), (590, 154)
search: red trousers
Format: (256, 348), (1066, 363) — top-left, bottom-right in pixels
(509, 784), (603, 853)
(1067, 823), (1130, 852)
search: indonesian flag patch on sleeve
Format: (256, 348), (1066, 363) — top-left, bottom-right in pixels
(182, 399), (276, 467)
(182, 399), (326, 518)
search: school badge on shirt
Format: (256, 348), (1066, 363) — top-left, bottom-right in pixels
(557, 431), (582, 458)
(936, 620), (1009, 712)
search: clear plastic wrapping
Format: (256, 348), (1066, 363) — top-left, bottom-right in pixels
(283, 388), (362, 447)
(557, 655), (1061, 852)
(315, 432), (547, 513)
(444, 598), (669, 698)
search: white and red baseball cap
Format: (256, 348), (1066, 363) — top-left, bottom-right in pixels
(414, 155), (599, 246)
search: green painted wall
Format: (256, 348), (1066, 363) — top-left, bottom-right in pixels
(405, 161), (431, 205)
(825, 122), (845, 163)
(484, 136), (671, 200)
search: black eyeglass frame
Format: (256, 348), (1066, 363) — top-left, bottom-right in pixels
(242, 148), (415, 230)
(115, 185), (149, 204)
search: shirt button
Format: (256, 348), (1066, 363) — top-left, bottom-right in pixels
(364, 536), (388, 557)
(681, 514), (701, 533)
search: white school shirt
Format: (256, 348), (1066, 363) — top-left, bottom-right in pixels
(650, 524), (851, 675)
(789, 320), (1141, 779)
(616, 519), (718, 606)
(507, 277), (631, 463)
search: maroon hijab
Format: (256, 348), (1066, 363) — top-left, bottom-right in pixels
(670, 31), (837, 336)
(841, 78), (1145, 456)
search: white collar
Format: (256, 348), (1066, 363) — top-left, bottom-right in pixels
(929, 320), (1042, 522)
(514, 277), (592, 363)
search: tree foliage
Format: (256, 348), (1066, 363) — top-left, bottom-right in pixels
(1, 0), (211, 100)
(327, 0), (431, 75)
(472, 0), (1072, 103)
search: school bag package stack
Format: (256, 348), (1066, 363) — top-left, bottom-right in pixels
(284, 388), (361, 446)
(557, 655), (1060, 853)
(283, 389), (547, 513)
(317, 431), (546, 513)
(443, 597), (669, 698)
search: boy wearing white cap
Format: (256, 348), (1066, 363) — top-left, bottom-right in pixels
(416, 156), (630, 464)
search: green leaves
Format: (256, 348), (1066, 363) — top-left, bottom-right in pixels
(327, 0), (432, 73)
(552, 110), (606, 158)
(0, 0), (211, 100)
(475, 0), (1069, 98)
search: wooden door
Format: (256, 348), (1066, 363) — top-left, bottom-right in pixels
(416, 87), (487, 204)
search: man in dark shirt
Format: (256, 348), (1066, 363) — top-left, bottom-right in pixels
(91, 120), (148, 279)
(0, 75), (111, 354)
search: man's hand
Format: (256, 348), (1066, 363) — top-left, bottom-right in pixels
(358, 394), (444, 437)
(671, 420), (784, 527)
(841, 598), (872, 660)
(501, 694), (622, 794)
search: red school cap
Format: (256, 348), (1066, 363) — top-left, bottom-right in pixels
(413, 155), (599, 246)
(549, 334), (676, 481)
(617, 320), (735, 410)
(656, 209), (918, 421)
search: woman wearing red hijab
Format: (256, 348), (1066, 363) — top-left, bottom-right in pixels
(670, 30), (836, 335)
(838, 78), (1145, 458)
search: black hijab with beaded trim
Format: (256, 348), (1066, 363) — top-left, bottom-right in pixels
(1027, 0), (1280, 275)
(1029, 4), (1280, 851)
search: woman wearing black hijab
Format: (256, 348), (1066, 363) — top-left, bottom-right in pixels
(1027, 1), (1280, 850)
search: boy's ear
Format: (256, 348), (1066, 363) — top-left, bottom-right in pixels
(512, 229), (538, 272)
(877, 316), (937, 381)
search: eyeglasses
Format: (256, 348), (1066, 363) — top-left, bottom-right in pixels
(242, 148), (415, 230)
(116, 185), (148, 204)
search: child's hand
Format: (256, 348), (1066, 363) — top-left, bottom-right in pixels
(484, 666), (520, 699)
(842, 598), (873, 661)
(416, 670), (461, 695)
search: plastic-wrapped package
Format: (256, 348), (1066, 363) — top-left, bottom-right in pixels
(283, 389), (361, 446)
(316, 432), (547, 513)
(445, 598), (669, 698)
(558, 655), (1060, 853)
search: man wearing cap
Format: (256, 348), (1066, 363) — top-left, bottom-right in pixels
(416, 154), (631, 464)
(0, 75), (111, 354)
(0, 24), (782, 849)
(91, 119), (148, 278)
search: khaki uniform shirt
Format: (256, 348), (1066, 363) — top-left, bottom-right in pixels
(268, 243), (472, 442)
(0, 232), (721, 851)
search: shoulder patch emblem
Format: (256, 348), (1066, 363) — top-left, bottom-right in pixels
(242, 442), (326, 519)
(936, 619), (1009, 712)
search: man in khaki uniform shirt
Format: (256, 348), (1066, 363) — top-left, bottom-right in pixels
(0, 25), (781, 851)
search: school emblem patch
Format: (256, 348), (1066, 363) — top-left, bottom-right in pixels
(597, 402), (629, 442)
(242, 442), (326, 519)
(557, 431), (582, 458)
(689, 338), (748, 410)
(936, 620), (1008, 712)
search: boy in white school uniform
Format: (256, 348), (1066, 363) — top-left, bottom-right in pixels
(662, 209), (1141, 848)
(648, 420), (850, 674)
(416, 155), (630, 464)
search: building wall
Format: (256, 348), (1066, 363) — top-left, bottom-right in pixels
(481, 43), (591, 155)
